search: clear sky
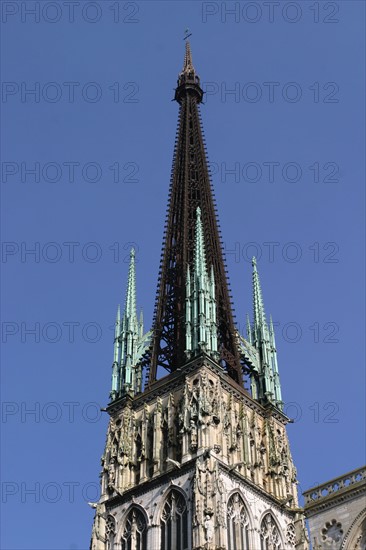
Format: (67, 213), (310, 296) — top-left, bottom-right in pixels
(1, 1), (365, 548)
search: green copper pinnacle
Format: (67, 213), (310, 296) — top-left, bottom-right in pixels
(247, 257), (283, 410)
(185, 207), (218, 360)
(110, 248), (151, 400)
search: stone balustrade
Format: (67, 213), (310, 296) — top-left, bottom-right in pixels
(303, 466), (366, 506)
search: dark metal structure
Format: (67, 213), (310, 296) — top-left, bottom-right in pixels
(144, 43), (243, 387)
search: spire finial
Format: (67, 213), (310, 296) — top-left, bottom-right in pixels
(175, 39), (203, 103)
(194, 206), (207, 276)
(185, 206), (218, 359)
(183, 40), (194, 73)
(252, 257), (266, 327)
(125, 247), (137, 319)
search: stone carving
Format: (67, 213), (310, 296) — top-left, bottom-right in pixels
(265, 417), (298, 498)
(286, 522), (296, 545)
(122, 508), (147, 548)
(222, 401), (230, 435)
(106, 514), (116, 536)
(294, 512), (310, 549)
(100, 406), (142, 494)
(192, 455), (218, 523)
(204, 514), (214, 543)
(178, 383), (191, 433)
(216, 498), (226, 527)
(193, 493), (203, 527)
(177, 375), (223, 456)
(260, 513), (281, 550)
(354, 528), (366, 550)
(321, 519), (344, 544)
(212, 383), (220, 423)
(227, 493), (250, 550)
(156, 396), (162, 413)
(107, 457), (116, 490)
(191, 373), (214, 424)
(227, 493), (249, 526)
(340, 514), (366, 550)
(189, 419), (198, 451)
(93, 371), (307, 549)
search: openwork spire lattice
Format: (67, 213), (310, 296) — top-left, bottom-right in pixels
(144, 42), (243, 386)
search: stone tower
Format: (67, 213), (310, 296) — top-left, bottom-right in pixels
(90, 43), (309, 550)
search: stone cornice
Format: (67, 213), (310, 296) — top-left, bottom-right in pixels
(106, 354), (289, 425)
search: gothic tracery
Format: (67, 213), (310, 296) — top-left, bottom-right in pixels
(260, 513), (282, 550)
(160, 490), (188, 550)
(121, 507), (147, 550)
(227, 493), (250, 550)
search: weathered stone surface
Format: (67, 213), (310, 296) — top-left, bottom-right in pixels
(304, 467), (366, 550)
(90, 359), (309, 549)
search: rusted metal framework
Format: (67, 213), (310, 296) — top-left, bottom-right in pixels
(143, 43), (244, 387)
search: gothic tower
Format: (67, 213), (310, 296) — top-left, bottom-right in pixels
(90, 43), (309, 550)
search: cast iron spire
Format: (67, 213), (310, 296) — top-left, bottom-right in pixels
(144, 42), (243, 386)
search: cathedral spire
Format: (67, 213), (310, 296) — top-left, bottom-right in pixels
(91, 44), (308, 550)
(144, 43), (243, 386)
(247, 258), (283, 409)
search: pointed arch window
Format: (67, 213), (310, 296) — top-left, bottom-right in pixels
(160, 489), (188, 550)
(121, 507), (147, 550)
(227, 493), (250, 550)
(260, 513), (281, 550)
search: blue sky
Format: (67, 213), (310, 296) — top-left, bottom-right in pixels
(1, 1), (365, 548)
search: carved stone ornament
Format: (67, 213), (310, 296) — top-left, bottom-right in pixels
(321, 519), (344, 544)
